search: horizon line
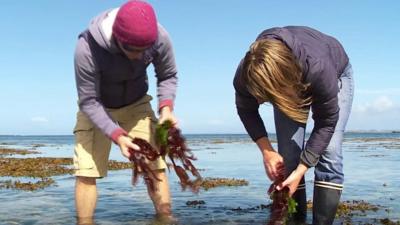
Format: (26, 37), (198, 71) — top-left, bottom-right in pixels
(0, 130), (399, 136)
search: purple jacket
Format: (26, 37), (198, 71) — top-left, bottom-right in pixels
(234, 26), (349, 167)
(74, 9), (177, 142)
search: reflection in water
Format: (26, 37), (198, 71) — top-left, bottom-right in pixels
(151, 213), (179, 225)
(76, 216), (95, 225)
(76, 214), (178, 225)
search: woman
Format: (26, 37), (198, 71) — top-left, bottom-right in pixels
(233, 26), (353, 225)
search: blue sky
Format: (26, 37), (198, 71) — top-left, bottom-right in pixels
(0, 1), (399, 135)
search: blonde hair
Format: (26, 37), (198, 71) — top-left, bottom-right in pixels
(241, 39), (312, 123)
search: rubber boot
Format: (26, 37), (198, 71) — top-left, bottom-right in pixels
(287, 187), (307, 225)
(293, 188), (307, 222)
(312, 185), (342, 225)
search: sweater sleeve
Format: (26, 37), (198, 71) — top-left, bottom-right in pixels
(300, 60), (339, 167)
(153, 26), (178, 111)
(74, 36), (125, 143)
(233, 61), (268, 141)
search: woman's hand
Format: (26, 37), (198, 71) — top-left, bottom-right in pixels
(116, 135), (140, 158)
(256, 137), (284, 181)
(263, 151), (284, 181)
(159, 106), (178, 126)
(276, 163), (308, 196)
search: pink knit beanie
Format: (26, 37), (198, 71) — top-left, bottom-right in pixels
(112, 0), (158, 47)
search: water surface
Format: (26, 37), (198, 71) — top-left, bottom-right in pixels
(1, 133), (399, 224)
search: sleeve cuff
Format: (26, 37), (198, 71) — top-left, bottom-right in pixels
(110, 128), (128, 144)
(253, 134), (268, 142)
(300, 149), (320, 168)
(158, 99), (174, 112)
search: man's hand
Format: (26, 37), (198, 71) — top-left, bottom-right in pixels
(159, 106), (178, 126)
(276, 163), (308, 196)
(116, 135), (140, 158)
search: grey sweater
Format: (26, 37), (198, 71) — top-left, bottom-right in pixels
(234, 26), (349, 167)
(74, 9), (177, 142)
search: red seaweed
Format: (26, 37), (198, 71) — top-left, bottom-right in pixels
(267, 163), (297, 225)
(128, 138), (161, 191)
(156, 120), (202, 192)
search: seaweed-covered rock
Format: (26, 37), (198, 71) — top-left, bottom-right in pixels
(186, 200), (205, 206)
(200, 177), (248, 190)
(0, 148), (40, 157)
(0, 178), (55, 191)
(0, 149), (137, 191)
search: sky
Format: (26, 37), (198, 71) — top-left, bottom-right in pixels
(0, 1), (399, 135)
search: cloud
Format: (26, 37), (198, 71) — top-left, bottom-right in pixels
(31, 116), (49, 123)
(354, 96), (396, 113)
(348, 96), (400, 130)
(207, 119), (224, 125)
(356, 88), (400, 95)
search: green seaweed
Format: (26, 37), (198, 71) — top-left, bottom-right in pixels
(155, 120), (173, 150)
(287, 197), (298, 215)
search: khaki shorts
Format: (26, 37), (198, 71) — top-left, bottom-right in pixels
(73, 95), (167, 178)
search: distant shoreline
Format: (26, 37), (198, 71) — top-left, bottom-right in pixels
(1, 130), (400, 137)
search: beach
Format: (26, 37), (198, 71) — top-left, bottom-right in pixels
(0, 133), (399, 225)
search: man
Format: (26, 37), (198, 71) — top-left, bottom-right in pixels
(73, 1), (178, 223)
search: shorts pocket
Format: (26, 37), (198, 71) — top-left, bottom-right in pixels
(73, 111), (95, 170)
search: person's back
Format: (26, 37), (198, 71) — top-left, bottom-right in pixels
(256, 26), (349, 81)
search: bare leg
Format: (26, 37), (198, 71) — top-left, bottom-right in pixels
(75, 176), (97, 225)
(145, 170), (176, 222)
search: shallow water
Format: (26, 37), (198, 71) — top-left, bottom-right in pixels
(0, 133), (399, 225)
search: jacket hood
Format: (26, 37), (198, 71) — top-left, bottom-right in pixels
(88, 8), (120, 54)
